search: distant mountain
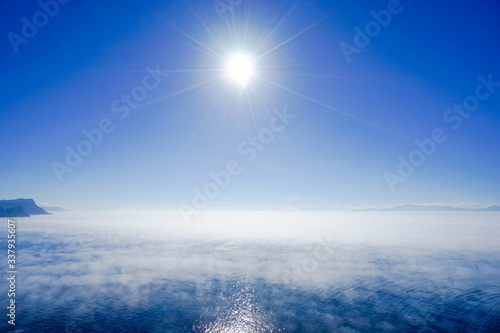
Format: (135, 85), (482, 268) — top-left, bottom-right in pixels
(0, 198), (50, 217)
(483, 205), (500, 211)
(356, 204), (500, 212)
(0, 206), (30, 217)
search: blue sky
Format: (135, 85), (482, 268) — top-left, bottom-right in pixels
(1, 0), (500, 211)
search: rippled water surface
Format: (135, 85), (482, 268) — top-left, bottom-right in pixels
(1, 211), (499, 332)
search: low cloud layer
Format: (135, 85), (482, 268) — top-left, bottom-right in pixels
(1, 211), (499, 331)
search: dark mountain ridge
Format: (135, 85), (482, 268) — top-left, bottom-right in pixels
(0, 198), (50, 217)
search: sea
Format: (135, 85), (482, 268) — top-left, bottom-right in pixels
(1, 211), (499, 332)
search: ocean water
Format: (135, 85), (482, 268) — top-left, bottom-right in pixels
(1, 211), (499, 332)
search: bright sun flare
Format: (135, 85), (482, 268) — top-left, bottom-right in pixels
(225, 54), (254, 88)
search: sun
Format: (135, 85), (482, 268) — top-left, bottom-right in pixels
(225, 54), (254, 88)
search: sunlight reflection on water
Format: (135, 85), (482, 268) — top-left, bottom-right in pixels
(201, 282), (277, 332)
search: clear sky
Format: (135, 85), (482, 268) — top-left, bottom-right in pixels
(1, 0), (499, 211)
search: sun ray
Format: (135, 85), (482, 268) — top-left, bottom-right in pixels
(156, 69), (221, 73)
(73, 68), (221, 73)
(256, 74), (412, 140)
(241, 7), (252, 52)
(247, 84), (297, 151)
(226, 6), (239, 54)
(154, 14), (226, 62)
(255, 12), (335, 62)
(260, 69), (409, 81)
(252, 1), (301, 58)
(247, 83), (282, 124)
(143, 74), (226, 107)
(181, 0), (231, 56)
(247, 84), (270, 117)
(167, 81), (233, 167)
(244, 87), (260, 135)
(149, 22), (225, 63)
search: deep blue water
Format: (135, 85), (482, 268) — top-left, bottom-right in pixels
(9, 276), (500, 332)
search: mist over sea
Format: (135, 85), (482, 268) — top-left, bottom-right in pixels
(1, 211), (499, 332)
